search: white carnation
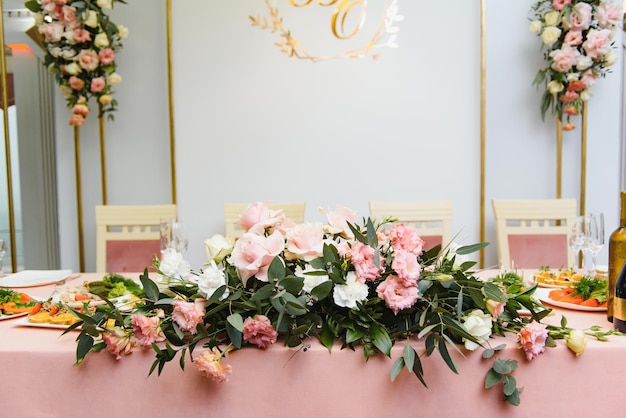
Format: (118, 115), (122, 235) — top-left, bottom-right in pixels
(332, 272), (368, 309)
(197, 261), (229, 300)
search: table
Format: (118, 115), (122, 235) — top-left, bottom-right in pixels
(1, 272), (624, 418)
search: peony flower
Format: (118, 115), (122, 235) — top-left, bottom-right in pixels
(171, 300), (205, 334)
(39, 22), (64, 42)
(566, 329), (587, 357)
(351, 241), (383, 282)
(72, 103), (90, 116)
(563, 122), (576, 131)
(284, 222), (325, 261)
(229, 230), (285, 284)
(102, 327), (136, 360)
(194, 347), (232, 383)
(461, 309), (492, 351)
(294, 264), (330, 294)
(242, 315), (278, 349)
(320, 205), (357, 239)
(204, 234), (234, 264)
(131, 314), (165, 347)
(389, 223), (424, 256)
(518, 320), (549, 361)
(391, 249), (421, 285)
(333, 271), (369, 309)
(564, 105), (578, 116)
(541, 26), (561, 46)
(376, 274), (419, 315)
(485, 299), (505, 320)
(197, 261), (229, 300)
(576, 55), (592, 71)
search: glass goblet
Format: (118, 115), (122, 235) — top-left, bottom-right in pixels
(585, 213), (605, 276)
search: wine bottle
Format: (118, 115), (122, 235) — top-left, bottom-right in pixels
(614, 261), (626, 331)
(608, 191), (626, 322)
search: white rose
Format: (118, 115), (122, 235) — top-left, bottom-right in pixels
(547, 80), (564, 94)
(605, 50), (618, 66)
(84, 10), (98, 28)
(204, 234), (234, 264)
(566, 329), (587, 357)
(64, 62), (81, 75)
(197, 261), (229, 300)
(576, 56), (592, 71)
(529, 20), (542, 33)
(544, 11), (560, 27)
(541, 26), (561, 47)
(461, 309), (492, 351)
(107, 72), (122, 86)
(97, 0), (113, 9)
(117, 24), (129, 39)
(61, 49), (77, 59)
(295, 265), (330, 294)
(332, 272), (368, 309)
(159, 248), (191, 279)
(94, 32), (109, 48)
(580, 89), (593, 101)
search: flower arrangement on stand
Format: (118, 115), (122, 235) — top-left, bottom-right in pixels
(68, 202), (619, 406)
(530, 0), (621, 130)
(25, 0), (128, 126)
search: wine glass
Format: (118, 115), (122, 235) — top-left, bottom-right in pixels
(585, 213), (605, 276)
(160, 218), (175, 255)
(0, 239), (6, 276)
(171, 222), (189, 254)
(568, 216), (587, 270)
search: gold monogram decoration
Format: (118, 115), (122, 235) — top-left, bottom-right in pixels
(250, 0), (403, 62)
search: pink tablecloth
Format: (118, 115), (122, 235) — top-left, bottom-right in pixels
(1, 272), (624, 418)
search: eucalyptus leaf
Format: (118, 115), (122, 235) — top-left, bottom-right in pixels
(250, 284), (275, 302)
(454, 242), (488, 255)
(402, 344), (416, 371)
(227, 313), (244, 332)
(437, 338), (459, 374)
(484, 368), (503, 388)
(506, 388), (522, 406)
(390, 357), (405, 382)
(370, 322), (392, 357)
(503, 375), (517, 396)
(310, 280), (333, 300)
(493, 358), (518, 375)
(267, 257), (286, 281)
(226, 321), (242, 348)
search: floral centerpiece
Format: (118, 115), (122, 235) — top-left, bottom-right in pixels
(529, 0), (622, 130)
(68, 202), (618, 406)
(25, 0), (128, 126)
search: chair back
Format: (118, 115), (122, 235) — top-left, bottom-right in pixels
(491, 199), (577, 270)
(369, 200), (453, 250)
(95, 204), (177, 273)
(224, 202), (306, 238)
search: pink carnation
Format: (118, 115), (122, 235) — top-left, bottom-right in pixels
(391, 249), (421, 285)
(102, 327), (136, 360)
(98, 48), (115, 65)
(551, 0), (571, 10)
(69, 76), (84, 90)
(559, 90), (579, 103)
(376, 275), (419, 315)
(389, 224), (424, 256)
(194, 347), (232, 383)
(73, 28), (91, 43)
(242, 315), (278, 349)
(351, 241), (383, 282)
(518, 320), (549, 361)
(171, 300), (205, 334)
(68, 113), (86, 126)
(131, 314), (165, 346)
(90, 77), (106, 93)
(76, 49), (100, 71)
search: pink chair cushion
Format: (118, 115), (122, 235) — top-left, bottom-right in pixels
(507, 234), (568, 269)
(106, 240), (159, 273)
(421, 235), (443, 251)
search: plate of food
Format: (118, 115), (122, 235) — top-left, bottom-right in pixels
(535, 276), (608, 311)
(534, 268), (585, 288)
(0, 288), (41, 320)
(0, 270), (73, 288)
(20, 300), (84, 329)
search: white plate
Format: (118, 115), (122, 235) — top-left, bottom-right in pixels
(13, 315), (81, 330)
(0, 311), (29, 321)
(535, 288), (607, 312)
(0, 270), (73, 288)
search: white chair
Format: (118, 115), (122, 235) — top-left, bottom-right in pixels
(368, 200), (453, 250)
(224, 202), (306, 238)
(491, 198), (577, 270)
(95, 204), (177, 273)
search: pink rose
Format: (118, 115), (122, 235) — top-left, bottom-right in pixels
(61, 4), (76, 23)
(77, 49), (100, 71)
(229, 230), (285, 284)
(582, 29), (612, 60)
(581, 70), (598, 88)
(98, 48), (115, 65)
(320, 205), (357, 239)
(565, 2), (592, 31)
(351, 241), (383, 282)
(38, 22), (64, 42)
(596, 4), (622, 29)
(90, 76), (106, 93)
(71, 103), (90, 116)
(68, 113), (85, 126)
(171, 300), (205, 334)
(391, 249), (421, 285)
(131, 314), (165, 346)
(194, 347), (232, 383)
(237, 202), (285, 233)
(559, 90), (579, 103)
(102, 327), (136, 360)
(284, 222), (325, 261)
(563, 30), (582, 46)
(518, 320), (549, 361)
(551, 0), (571, 10)
(69, 76), (84, 90)
(242, 315), (278, 349)
(73, 28), (91, 43)
(549, 44), (580, 73)
(376, 275), (419, 315)
(389, 224), (424, 256)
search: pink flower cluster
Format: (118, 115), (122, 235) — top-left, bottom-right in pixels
(518, 320), (549, 361)
(194, 347), (232, 383)
(242, 315), (278, 349)
(172, 300), (206, 334)
(131, 313), (165, 346)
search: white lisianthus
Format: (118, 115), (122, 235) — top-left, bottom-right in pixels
(461, 309), (492, 351)
(604, 50), (618, 66)
(84, 10), (98, 28)
(204, 234), (234, 264)
(94, 32), (110, 48)
(580, 89), (593, 101)
(197, 261), (229, 300)
(333, 272), (368, 309)
(544, 11), (559, 26)
(63, 62), (81, 75)
(97, 0), (113, 9)
(107, 72), (122, 86)
(576, 56), (592, 71)
(566, 329), (587, 357)
(547, 80), (564, 94)
(295, 264), (330, 294)
(529, 20), (542, 33)
(159, 248), (191, 279)
(541, 26), (561, 47)
(117, 24), (129, 39)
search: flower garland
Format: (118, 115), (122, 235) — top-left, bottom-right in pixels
(529, 0), (621, 130)
(25, 0), (128, 126)
(70, 202), (619, 406)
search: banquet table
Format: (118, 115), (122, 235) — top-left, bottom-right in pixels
(1, 271), (625, 418)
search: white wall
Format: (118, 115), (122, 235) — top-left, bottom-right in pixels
(46, 0), (622, 271)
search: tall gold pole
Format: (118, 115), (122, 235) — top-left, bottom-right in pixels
(556, 117), (563, 199)
(166, 0), (177, 204)
(580, 101), (587, 216)
(99, 103), (107, 205)
(0, 7), (17, 272)
(479, 0), (486, 269)
(74, 127), (85, 272)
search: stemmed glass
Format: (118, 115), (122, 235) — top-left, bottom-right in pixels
(0, 239), (6, 276)
(585, 213), (605, 276)
(171, 222), (189, 254)
(568, 216), (587, 270)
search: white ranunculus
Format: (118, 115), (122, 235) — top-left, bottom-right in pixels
(94, 32), (109, 48)
(461, 309), (492, 351)
(107, 72), (122, 86)
(605, 50), (618, 66)
(84, 10), (98, 28)
(159, 248), (191, 279)
(544, 11), (559, 26)
(204, 234), (234, 264)
(529, 20), (542, 33)
(97, 0), (113, 9)
(541, 26), (561, 47)
(197, 261), (229, 300)
(295, 265), (330, 294)
(63, 62), (81, 75)
(576, 56), (592, 71)
(333, 272), (368, 309)
(117, 24), (129, 39)
(547, 80), (564, 94)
